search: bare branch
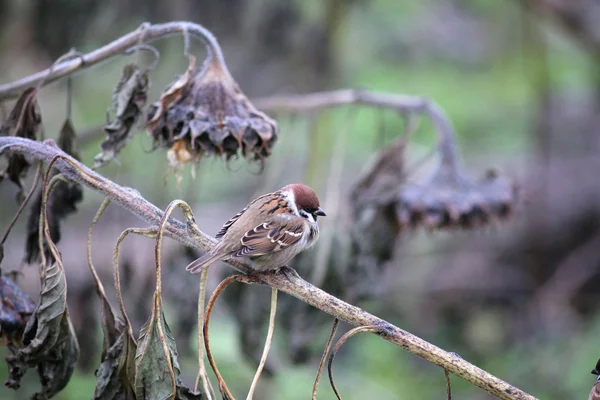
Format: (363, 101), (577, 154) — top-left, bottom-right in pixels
(254, 89), (461, 173)
(0, 136), (537, 400)
(0, 21), (230, 101)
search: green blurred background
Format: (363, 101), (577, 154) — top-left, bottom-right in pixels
(2, 0), (600, 399)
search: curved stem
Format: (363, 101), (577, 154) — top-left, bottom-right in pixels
(0, 21), (229, 100)
(204, 275), (251, 399)
(0, 161), (42, 245)
(327, 326), (381, 400)
(86, 198), (112, 299)
(254, 89), (462, 177)
(312, 318), (339, 400)
(246, 288), (278, 400)
(194, 267), (214, 400)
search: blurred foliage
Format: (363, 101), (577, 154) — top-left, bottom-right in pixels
(1, 0), (600, 399)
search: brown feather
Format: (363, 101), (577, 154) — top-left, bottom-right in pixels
(235, 220), (305, 257)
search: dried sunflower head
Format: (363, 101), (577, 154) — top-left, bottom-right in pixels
(352, 134), (517, 232)
(147, 56), (278, 167)
(396, 165), (517, 230)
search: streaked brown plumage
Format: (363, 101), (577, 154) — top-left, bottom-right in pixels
(186, 183), (325, 273)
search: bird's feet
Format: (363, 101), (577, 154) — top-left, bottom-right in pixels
(274, 265), (299, 281)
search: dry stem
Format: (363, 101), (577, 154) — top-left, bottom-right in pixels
(0, 21), (228, 100)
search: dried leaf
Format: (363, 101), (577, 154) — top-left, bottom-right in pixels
(93, 329), (138, 400)
(91, 289), (138, 400)
(24, 121), (83, 264)
(5, 262), (80, 398)
(94, 63), (149, 168)
(134, 293), (202, 400)
(0, 87), (42, 201)
(0, 274), (36, 348)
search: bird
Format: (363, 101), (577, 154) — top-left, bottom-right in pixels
(186, 183), (326, 273)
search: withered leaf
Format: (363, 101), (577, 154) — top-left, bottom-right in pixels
(0, 274), (36, 349)
(94, 63), (149, 168)
(92, 275), (137, 399)
(93, 329), (138, 400)
(5, 262), (80, 398)
(0, 87), (41, 201)
(24, 120), (83, 264)
(134, 293), (203, 400)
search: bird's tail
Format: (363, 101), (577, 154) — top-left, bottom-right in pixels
(185, 252), (223, 274)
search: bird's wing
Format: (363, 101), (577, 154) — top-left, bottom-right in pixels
(216, 205), (248, 238)
(234, 219), (306, 257)
(215, 193), (272, 238)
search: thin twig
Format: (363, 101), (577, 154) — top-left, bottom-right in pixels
(0, 137), (538, 400)
(312, 318), (340, 400)
(445, 369), (452, 400)
(194, 267), (215, 400)
(113, 226), (157, 342)
(86, 198), (112, 300)
(0, 161), (42, 245)
(310, 110), (351, 287)
(154, 200), (199, 397)
(327, 325), (381, 400)
(204, 274), (258, 399)
(0, 21), (229, 100)
(254, 89), (461, 174)
(247, 288), (278, 400)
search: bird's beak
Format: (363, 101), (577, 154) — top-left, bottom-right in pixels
(314, 207), (326, 217)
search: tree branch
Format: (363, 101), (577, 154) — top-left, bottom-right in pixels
(0, 21), (230, 101)
(0, 136), (537, 400)
(254, 89), (462, 175)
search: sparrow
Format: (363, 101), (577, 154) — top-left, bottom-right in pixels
(186, 183), (326, 273)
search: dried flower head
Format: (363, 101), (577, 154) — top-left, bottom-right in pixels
(396, 165), (517, 230)
(352, 134), (517, 232)
(147, 56), (278, 168)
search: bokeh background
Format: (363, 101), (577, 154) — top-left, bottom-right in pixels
(1, 0), (600, 399)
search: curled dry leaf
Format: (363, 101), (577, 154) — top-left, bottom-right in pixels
(5, 262), (80, 399)
(90, 263), (137, 399)
(94, 63), (150, 168)
(25, 121), (83, 264)
(0, 274), (36, 349)
(0, 87), (41, 202)
(92, 317), (138, 400)
(89, 203), (137, 399)
(135, 293), (203, 400)
(147, 55), (278, 168)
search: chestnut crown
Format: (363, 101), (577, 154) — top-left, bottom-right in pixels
(284, 183), (326, 217)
